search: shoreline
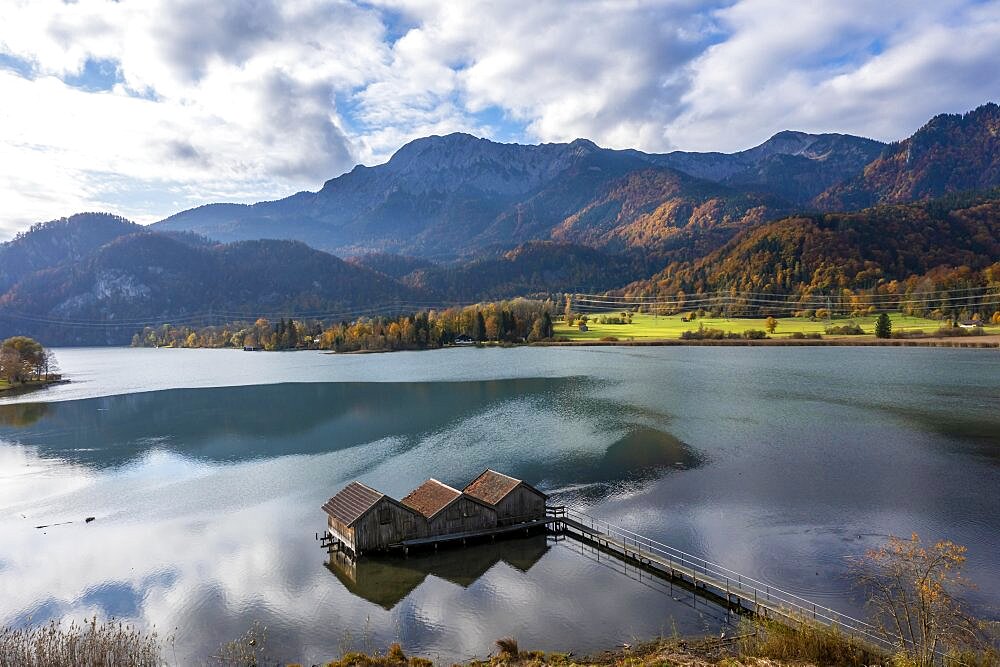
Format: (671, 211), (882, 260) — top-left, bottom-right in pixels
(0, 378), (69, 397)
(167, 334), (1000, 356)
(538, 335), (1000, 349)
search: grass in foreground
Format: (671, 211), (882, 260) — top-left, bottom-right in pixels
(0, 617), (166, 667)
(554, 311), (999, 341)
(5, 617), (997, 666)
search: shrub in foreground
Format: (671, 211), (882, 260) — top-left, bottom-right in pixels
(738, 618), (881, 667)
(681, 326), (769, 340)
(935, 326), (985, 337)
(825, 323), (866, 335)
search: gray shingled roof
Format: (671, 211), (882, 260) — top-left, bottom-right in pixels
(322, 481), (385, 526)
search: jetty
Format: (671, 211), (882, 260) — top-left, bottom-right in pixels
(320, 472), (902, 654)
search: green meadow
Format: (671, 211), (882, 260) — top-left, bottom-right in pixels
(553, 312), (998, 341)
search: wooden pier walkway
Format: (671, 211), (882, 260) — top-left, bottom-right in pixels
(320, 503), (903, 655)
(547, 506), (899, 653)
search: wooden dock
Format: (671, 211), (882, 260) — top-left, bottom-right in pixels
(319, 502), (903, 654)
(397, 517), (557, 551)
(546, 506), (900, 654)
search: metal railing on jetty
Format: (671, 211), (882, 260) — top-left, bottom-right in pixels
(546, 505), (906, 654)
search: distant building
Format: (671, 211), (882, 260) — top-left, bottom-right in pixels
(453, 334), (474, 345)
(322, 482), (424, 557)
(464, 469), (547, 526)
(243, 345), (261, 351)
(958, 319), (984, 329)
(401, 479), (497, 535)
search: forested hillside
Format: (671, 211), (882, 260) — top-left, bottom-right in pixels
(817, 103), (1000, 210)
(625, 192), (1000, 315)
(0, 233), (421, 345)
(0, 213), (140, 293)
(401, 242), (652, 301)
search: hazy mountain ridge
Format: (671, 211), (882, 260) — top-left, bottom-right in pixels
(651, 131), (885, 202)
(0, 232), (422, 344)
(153, 127), (888, 259)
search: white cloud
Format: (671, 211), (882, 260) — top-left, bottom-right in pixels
(0, 0), (998, 239)
(666, 0), (1000, 149)
(0, 0), (389, 234)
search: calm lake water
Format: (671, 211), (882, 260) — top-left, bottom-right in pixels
(1, 346), (998, 663)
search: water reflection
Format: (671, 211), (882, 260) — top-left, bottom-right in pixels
(2, 347), (998, 662)
(0, 380), (702, 496)
(0, 402), (49, 427)
(326, 535), (551, 610)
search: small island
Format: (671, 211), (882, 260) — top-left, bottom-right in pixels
(0, 336), (62, 397)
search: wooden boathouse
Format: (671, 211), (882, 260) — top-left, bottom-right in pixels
(321, 470), (548, 557)
(464, 469), (547, 525)
(322, 481), (424, 557)
(400, 479), (498, 535)
(321, 480), (916, 656)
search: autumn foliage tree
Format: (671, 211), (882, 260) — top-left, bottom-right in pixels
(0, 336), (57, 385)
(852, 534), (992, 665)
(131, 299), (559, 352)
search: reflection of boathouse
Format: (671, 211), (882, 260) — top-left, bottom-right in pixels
(326, 534), (550, 609)
(321, 470), (548, 557)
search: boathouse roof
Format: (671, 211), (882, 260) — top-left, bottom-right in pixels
(464, 469), (547, 504)
(322, 481), (385, 526)
(400, 479), (463, 518)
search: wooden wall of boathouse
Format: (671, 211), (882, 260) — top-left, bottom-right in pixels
(327, 514), (355, 549)
(345, 498), (425, 554)
(494, 485), (547, 525)
(426, 496), (496, 535)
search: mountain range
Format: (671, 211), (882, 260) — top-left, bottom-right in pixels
(1, 103), (999, 344)
(154, 128), (885, 260)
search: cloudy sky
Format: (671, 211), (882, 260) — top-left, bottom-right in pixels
(1, 0), (999, 238)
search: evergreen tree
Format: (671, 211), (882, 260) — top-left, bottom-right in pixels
(276, 319), (287, 349)
(541, 311), (553, 339)
(875, 312), (892, 338)
(472, 311), (486, 341)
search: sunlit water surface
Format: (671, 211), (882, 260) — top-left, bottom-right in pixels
(1, 346), (998, 663)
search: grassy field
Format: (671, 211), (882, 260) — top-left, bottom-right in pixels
(553, 311), (999, 341)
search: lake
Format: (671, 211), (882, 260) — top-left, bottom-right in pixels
(1, 346), (998, 663)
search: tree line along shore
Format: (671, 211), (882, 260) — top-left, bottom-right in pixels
(126, 297), (1000, 353)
